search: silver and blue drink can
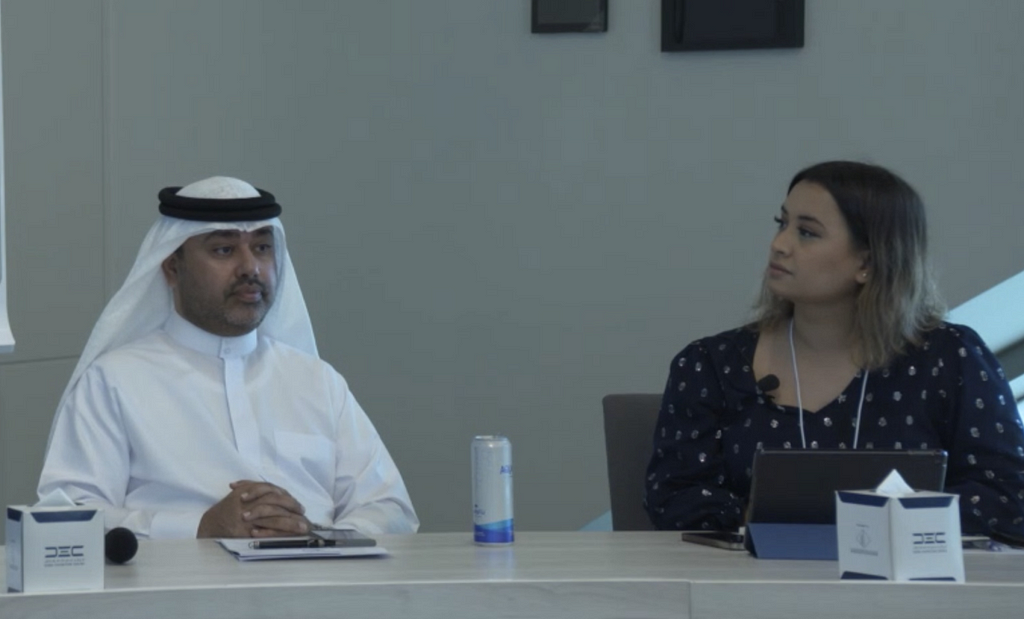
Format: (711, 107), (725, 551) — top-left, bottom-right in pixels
(472, 435), (514, 545)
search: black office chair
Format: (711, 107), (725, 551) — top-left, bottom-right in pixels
(601, 393), (662, 531)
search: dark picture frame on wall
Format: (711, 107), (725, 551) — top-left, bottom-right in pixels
(532, 0), (608, 34)
(661, 0), (804, 52)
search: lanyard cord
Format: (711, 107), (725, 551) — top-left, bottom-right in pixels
(788, 319), (868, 449)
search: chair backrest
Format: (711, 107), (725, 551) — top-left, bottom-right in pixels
(601, 393), (662, 531)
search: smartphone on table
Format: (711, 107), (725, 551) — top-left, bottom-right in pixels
(312, 529), (377, 547)
(680, 530), (746, 551)
(250, 529), (377, 549)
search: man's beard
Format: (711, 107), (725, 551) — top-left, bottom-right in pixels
(179, 276), (275, 336)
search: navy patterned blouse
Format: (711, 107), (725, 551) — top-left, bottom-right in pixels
(644, 322), (1024, 535)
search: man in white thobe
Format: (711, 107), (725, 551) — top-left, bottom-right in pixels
(38, 177), (418, 539)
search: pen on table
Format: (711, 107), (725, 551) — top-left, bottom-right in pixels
(249, 538), (326, 550)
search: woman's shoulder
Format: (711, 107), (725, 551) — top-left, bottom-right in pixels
(670, 325), (758, 363)
(918, 321), (989, 354)
(894, 322), (1001, 378)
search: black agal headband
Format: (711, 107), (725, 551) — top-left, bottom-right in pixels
(158, 187), (282, 222)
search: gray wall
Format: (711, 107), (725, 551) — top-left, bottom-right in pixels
(1, 0), (1022, 532)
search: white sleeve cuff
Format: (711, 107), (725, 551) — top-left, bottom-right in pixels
(149, 510), (205, 539)
(335, 509), (419, 535)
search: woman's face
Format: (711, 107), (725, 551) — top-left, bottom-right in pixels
(765, 180), (868, 307)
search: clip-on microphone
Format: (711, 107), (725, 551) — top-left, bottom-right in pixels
(756, 374), (780, 394)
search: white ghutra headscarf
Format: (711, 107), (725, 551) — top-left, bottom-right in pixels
(54, 176), (317, 426)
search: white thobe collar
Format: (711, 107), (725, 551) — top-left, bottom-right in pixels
(164, 310), (258, 359)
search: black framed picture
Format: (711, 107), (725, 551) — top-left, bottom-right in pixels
(532, 0), (608, 34)
(661, 0), (804, 52)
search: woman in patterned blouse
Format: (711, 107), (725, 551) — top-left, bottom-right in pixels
(645, 161), (1024, 535)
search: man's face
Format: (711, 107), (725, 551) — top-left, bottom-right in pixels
(162, 227), (277, 337)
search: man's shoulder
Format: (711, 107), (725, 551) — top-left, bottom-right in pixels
(90, 331), (174, 371)
(259, 336), (344, 378)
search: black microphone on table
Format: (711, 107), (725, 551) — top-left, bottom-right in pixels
(105, 527), (139, 564)
(756, 374), (780, 395)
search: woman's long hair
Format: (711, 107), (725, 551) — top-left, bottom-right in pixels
(753, 161), (945, 369)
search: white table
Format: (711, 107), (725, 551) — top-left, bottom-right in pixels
(3, 532), (1023, 619)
